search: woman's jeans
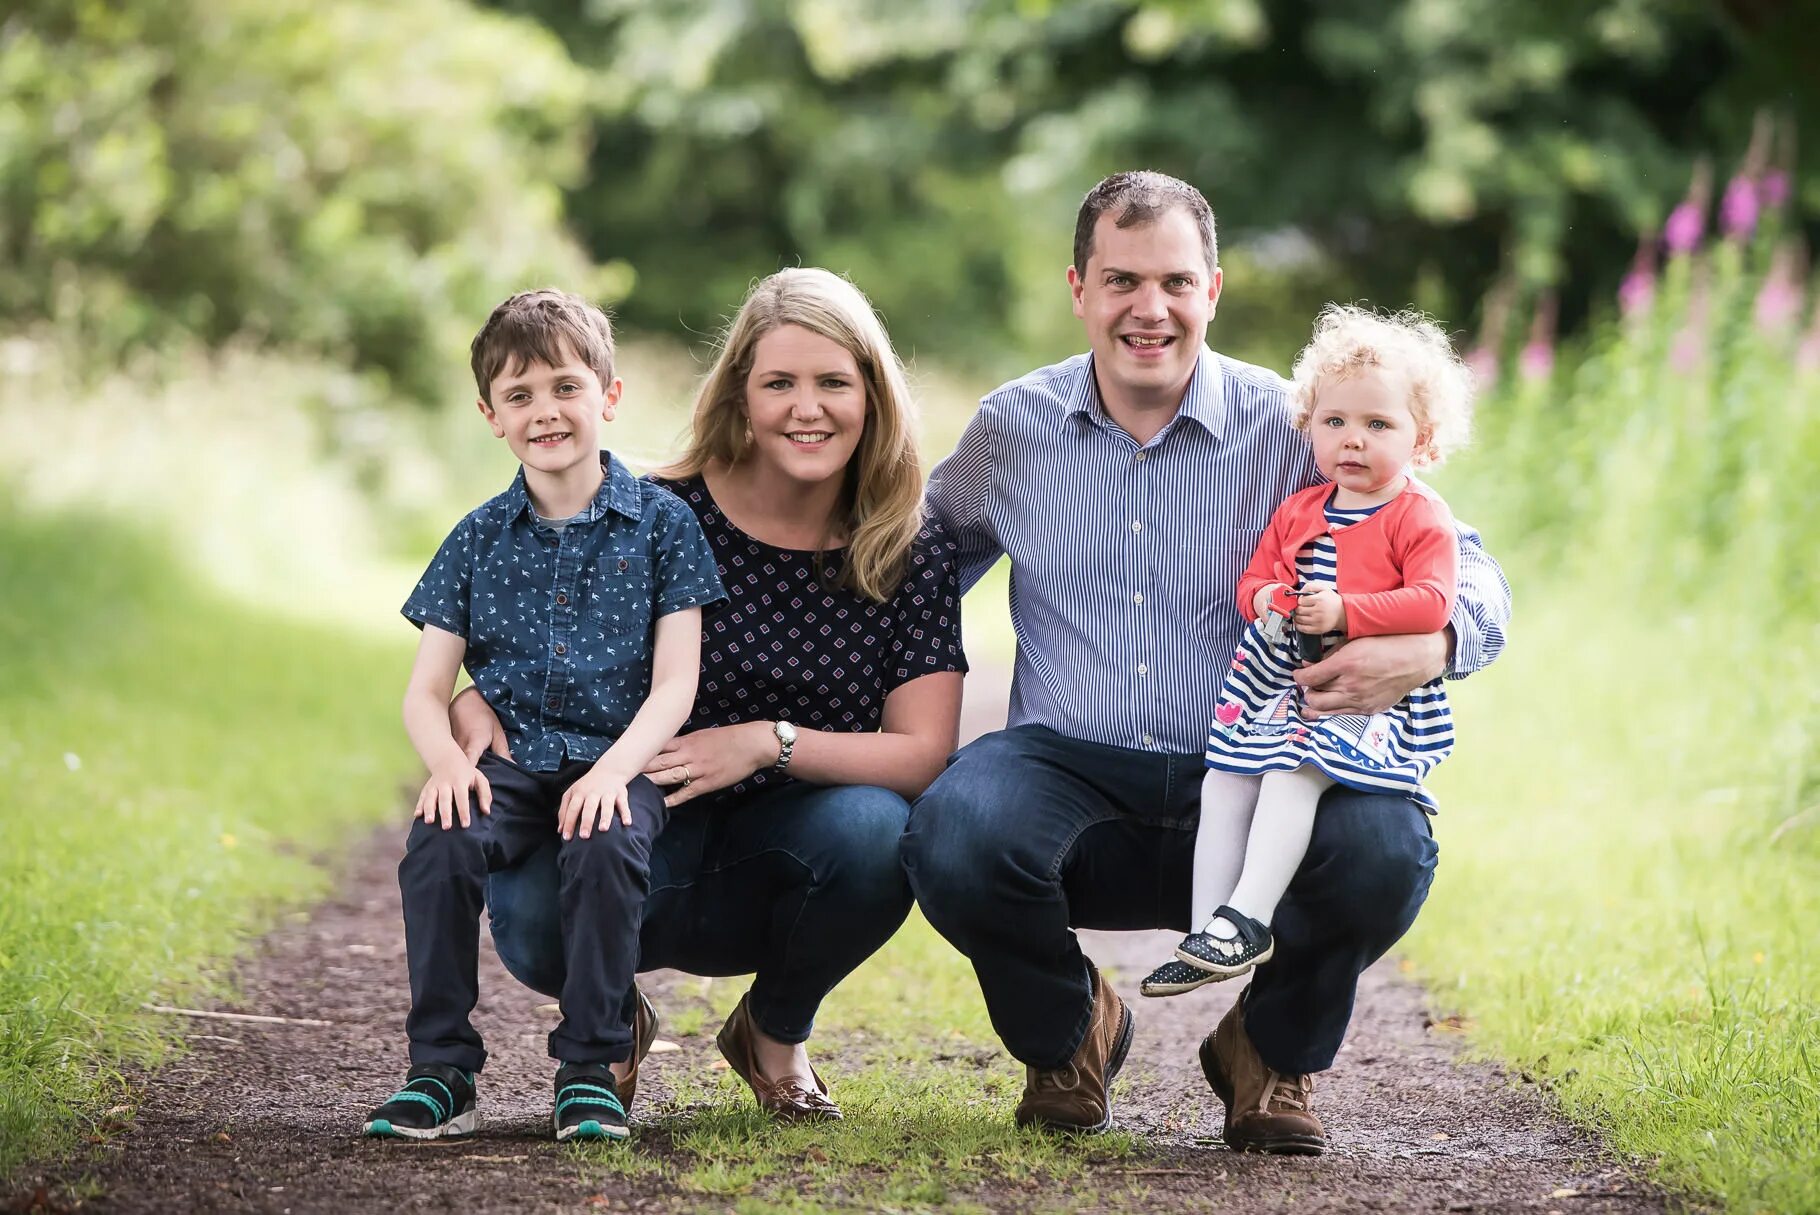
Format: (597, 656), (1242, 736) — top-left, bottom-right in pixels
(487, 780), (914, 1045)
(901, 725), (1438, 1076)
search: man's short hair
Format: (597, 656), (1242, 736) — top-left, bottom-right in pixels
(1073, 171), (1218, 276)
(470, 289), (616, 403)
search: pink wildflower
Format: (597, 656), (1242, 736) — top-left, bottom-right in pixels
(1755, 244), (1804, 333)
(1720, 175), (1760, 241)
(1618, 234), (1657, 318)
(1761, 169), (1791, 211)
(1519, 294), (1556, 381)
(1664, 202), (1704, 255)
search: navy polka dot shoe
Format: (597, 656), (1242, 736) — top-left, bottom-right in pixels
(1140, 958), (1231, 997)
(1176, 905), (1275, 978)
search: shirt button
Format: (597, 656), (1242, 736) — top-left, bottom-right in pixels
(1142, 733), (1154, 746)
(1133, 592), (1144, 605)
(1135, 451), (1148, 462)
(1131, 520), (1142, 532)
(545, 696), (560, 710)
(1137, 663), (1148, 675)
(554, 642), (566, 656)
(555, 593), (569, 606)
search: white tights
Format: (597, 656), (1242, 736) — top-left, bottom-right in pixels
(1190, 766), (1332, 936)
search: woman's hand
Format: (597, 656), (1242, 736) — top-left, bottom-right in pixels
(643, 722), (779, 808)
(450, 686), (512, 763)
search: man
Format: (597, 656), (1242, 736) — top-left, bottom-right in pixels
(903, 171), (1509, 1152)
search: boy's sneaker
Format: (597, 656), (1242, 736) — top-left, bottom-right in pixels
(553, 1062), (629, 1142)
(1177, 905), (1275, 978)
(1139, 957), (1229, 997)
(363, 1062), (478, 1140)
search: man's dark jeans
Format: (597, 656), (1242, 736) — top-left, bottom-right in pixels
(399, 752), (665, 1074)
(487, 781), (914, 1046)
(901, 725), (1438, 1075)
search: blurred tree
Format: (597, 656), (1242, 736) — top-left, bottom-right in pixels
(0, 0), (608, 400)
(487, 0), (1812, 367)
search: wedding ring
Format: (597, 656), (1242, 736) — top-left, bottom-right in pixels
(680, 764), (693, 787)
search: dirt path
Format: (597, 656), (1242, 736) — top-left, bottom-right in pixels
(19, 674), (1672, 1214)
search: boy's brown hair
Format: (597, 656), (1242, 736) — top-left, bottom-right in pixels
(470, 289), (616, 403)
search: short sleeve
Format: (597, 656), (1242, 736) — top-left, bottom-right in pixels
(402, 516), (476, 637)
(649, 490), (727, 617)
(884, 523), (969, 693)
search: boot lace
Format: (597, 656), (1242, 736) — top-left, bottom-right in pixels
(1255, 1069), (1312, 1115)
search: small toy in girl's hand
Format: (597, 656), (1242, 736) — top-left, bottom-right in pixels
(1259, 584), (1299, 648)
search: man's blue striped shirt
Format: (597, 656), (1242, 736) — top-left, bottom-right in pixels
(924, 347), (1511, 755)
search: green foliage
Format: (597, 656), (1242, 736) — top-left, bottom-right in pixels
(0, 0), (604, 400)
(1410, 230), (1820, 1212)
(0, 508), (412, 1177)
(491, 0), (1805, 368)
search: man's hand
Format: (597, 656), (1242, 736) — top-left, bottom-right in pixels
(450, 686), (512, 763)
(415, 758), (491, 829)
(643, 722), (776, 808)
(1294, 632), (1447, 718)
(1293, 587), (1345, 634)
(558, 763), (635, 840)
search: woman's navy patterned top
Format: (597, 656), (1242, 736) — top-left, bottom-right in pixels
(651, 474), (968, 804)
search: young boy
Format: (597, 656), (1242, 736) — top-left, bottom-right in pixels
(363, 289), (724, 1143)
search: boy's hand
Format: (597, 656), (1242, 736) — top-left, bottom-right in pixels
(558, 764), (634, 840)
(1252, 582), (1289, 620)
(1294, 587), (1346, 634)
(415, 759), (491, 829)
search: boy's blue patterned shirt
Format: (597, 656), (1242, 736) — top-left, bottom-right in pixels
(403, 452), (726, 771)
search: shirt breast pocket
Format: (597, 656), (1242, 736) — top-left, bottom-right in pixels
(584, 554), (654, 641)
(1165, 527), (1263, 635)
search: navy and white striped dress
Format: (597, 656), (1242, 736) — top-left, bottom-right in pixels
(1204, 500), (1455, 810)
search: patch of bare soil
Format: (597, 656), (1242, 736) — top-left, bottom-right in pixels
(11, 679), (1675, 1214)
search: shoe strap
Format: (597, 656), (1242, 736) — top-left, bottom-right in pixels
(387, 1077), (454, 1122)
(556, 1081), (626, 1119)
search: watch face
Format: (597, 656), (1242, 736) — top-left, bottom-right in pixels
(776, 720), (798, 744)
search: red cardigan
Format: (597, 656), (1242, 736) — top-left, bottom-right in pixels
(1236, 479), (1458, 638)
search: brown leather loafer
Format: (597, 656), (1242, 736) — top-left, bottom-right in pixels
(1014, 960), (1134, 1132)
(715, 993), (842, 1122)
(620, 984), (659, 1111)
(1199, 995), (1326, 1155)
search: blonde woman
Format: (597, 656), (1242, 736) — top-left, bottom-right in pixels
(460, 268), (966, 1122)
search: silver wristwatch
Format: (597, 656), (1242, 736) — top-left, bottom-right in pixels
(771, 719), (798, 771)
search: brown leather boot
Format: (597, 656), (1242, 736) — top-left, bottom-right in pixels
(1199, 995), (1326, 1154)
(619, 984), (659, 1111)
(1014, 961), (1134, 1132)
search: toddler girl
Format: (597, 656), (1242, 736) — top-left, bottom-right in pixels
(1141, 305), (1474, 997)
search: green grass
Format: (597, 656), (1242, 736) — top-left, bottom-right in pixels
(571, 912), (1140, 1213)
(0, 508), (412, 1177)
(1404, 236), (1820, 1213)
(1407, 593), (1819, 1213)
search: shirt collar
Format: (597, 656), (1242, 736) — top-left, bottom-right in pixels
(1063, 346), (1229, 440)
(503, 451), (643, 524)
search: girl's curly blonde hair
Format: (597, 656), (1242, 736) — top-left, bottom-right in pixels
(1289, 304), (1474, 467)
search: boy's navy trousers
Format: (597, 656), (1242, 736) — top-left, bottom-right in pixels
(398, 751), (665, 1074)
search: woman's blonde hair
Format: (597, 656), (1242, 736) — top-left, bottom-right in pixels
(1289, 304), (1474, 467)
(659, 268), (925, 602)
